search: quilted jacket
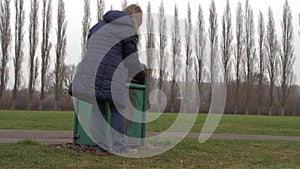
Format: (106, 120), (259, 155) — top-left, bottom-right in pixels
(71, 10), (144, 108)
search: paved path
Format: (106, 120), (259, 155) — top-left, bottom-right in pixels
(1, 130), (300, 144)
(0, 130), (72, 144)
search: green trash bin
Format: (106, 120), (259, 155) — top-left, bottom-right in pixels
(73, 76), (148, 147)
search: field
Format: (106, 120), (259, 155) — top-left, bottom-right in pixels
(0, 110), (299, 136)
(1, 139), (300, 168)
(0, 110), (300, 168)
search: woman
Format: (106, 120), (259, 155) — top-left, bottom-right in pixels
(72, 4), (146, 154)
(87, 5), (146, 153)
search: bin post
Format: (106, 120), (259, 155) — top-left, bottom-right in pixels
(73, 99), (79, 146)
(141, 72), (148, 145)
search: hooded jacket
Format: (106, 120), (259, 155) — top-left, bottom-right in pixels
(71, 10), (144, 108)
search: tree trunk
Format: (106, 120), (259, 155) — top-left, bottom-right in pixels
(38, 100), (43, 111)
(27, 101), (32, 110)
(170, 80), (176, 113)
(280, 106), (285, 116)
(54, 101), (58, 111)
(257, 106), (261, 116)
(11, 99), (16, 110)
(245, 84), (251, 115)
(234, 80), (239, 114)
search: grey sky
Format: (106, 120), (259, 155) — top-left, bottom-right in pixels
(6, 0), (300, 88)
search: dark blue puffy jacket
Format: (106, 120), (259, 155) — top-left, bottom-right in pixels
(71, 10), (144, 108)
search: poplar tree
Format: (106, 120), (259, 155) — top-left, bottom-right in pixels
(265, 8), (279, 115)
(244, 0), (255, 114)
(122, 0), (127, 10)
(97, 0), (105, 21)
(146, 2), (155, 94)
(234, 2), (244, 114)
(12, 0), (25, 110)
(82, 0), (90, 58)
(185, 2), (192, 103)
(28, 0), (39, 110)
(158, 1), (167, 92)
(54, 0), (67, 110)
(280, 0), (295, 116)
(257, 11), (265, 115)
(40, 0), (52, 110)
(221, 0), (233, 83)
(170, 5), (181, 113)
(0, 0), (11, 105)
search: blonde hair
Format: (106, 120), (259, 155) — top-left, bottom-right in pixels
(123, 4), (143, 44)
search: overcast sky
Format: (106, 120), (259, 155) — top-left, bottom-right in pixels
(6, 0), (300, 88)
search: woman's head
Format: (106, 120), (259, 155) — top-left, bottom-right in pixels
(123, 4), (143, 27)
(123, 4), (143, 43)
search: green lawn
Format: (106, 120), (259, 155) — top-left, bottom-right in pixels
(0, 139), (299, 169)
(0, 110), (300, 136)
(1, 111), (300, 168)
(0, 110), (74, 131)
(147, 113), (300, 137)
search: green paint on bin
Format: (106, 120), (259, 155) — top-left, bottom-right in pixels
(73, 76), (148, 147)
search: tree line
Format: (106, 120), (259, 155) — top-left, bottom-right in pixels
(0, 0), (300, 115)
(144, 0), (300, 116)
(0, 0), (71, 110)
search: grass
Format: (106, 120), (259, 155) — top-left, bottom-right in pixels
(0, 111), (300, 168)
(147, 113), (300, 137)
(0, 138), (299, 168)
(0, 110), (74, 131)
(0, 110), (300, 136)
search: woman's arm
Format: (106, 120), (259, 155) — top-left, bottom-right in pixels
(122, 35), (145, 79)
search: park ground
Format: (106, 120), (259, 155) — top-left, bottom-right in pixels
(0, 110), (300, 168)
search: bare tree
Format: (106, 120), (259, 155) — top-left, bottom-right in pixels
(234, 2), (244, 114)
(244, 0), (255, 114)
(194, 4), (206, 111)
(257, 11), (265, 115)
(220, 0), (233, 83)
(40, 0), (52, 110)
(97, 0), (105, 21)
(63, 64), (76, 99)
(82, 0), (90, 58)
(146, 2), (155, 95)
(46, 64), (75, 104)
(185, 2), (192, 103)
(0, 0), (11, 101)
(12, 0), (25, 110)
(121, 0), (127, 10)
(279, 0), (295, 116)
(158, 1), (167, 92)
(28, 0), (39, 110)
(209, 0), (218, 87)
(54, 0), (67, 110)
(265, 7), (279, 116)
(170, 4), (181, 113)
(0, 0), (11, 105)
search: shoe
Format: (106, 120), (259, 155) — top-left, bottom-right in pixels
(113, 148), (138, 154)
(96, 146), (108, 153)
(94, 146), (112, 156)
(128, 148), (138, 153)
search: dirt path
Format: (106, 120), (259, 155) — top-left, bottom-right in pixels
(0, 130), (300, 144)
